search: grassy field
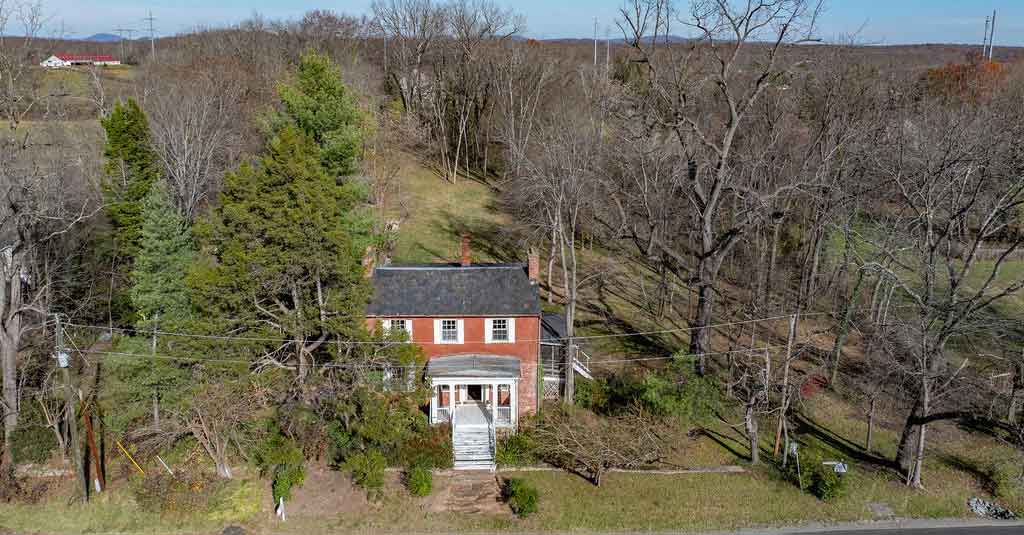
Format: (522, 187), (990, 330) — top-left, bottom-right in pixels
(387, 153), (511, 264)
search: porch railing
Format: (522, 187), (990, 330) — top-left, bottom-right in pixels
(436, 406), (451, 423)
(496, 406), (512, 426)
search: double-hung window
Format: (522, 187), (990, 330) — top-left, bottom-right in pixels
(434, 319), (464, 344)
(486, 318), (515, 343)
(382, 319), (412, 341)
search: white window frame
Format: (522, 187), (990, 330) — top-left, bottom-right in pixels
(382, 319), (413, 341)
(434, 318), (464, 344)
(485, 318), (515, 343)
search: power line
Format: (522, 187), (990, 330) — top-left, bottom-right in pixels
(71, 341), (804, 370)
(65, 311), (829, 347)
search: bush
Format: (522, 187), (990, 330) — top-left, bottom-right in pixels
(779, 447), (849, 502)
(346, 449), (387, 496)
(0, 466), (48, 504)
(810, 464), (847, 501)
(405, 464), (433, 497)
(503, 478), (539, 517)
(132, 471), (227, 515)
(11, 402), (57, 464)
(577, 355), (722, 424)
(253, 424), (306, 502)
(398, 424), (453, 469)
(496, 432), (538, 467)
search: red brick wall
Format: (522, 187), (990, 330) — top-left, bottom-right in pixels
(367, 315), (540, 416)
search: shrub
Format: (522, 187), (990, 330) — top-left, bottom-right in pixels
(496, 432), (538, 467)
(0, 466), (48, 504)
(11, 402), (57, 464)
(398, 424), (453, 469)
(503, 478), (539, 517)
(779, 447), (849, 501)
(253, 424), (306, 502)
(132, 471), (226, 515)
(810, 464), (847, 501)
(578, 355), (722, 424)
(347, 449), (387, 496)
(573, 377), (608, 410)
(405, 464), (433, 497)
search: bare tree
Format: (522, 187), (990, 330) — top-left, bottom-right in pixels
(372, 0), (448, 114)
(610, 0), (824, 374)
(146, 70), (244, 221)
(531, 404), (665, 486)
(859, 89), (1024, 487)
(0, 0), (46, 129)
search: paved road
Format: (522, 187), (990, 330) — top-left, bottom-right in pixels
(722, 521), (1024, 535)
(743, 525), (1024, 535)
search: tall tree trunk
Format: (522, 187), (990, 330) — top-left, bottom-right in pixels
(689, 258), (716, 376)
(1, 340), (17, 468)
(745, 403), (760, 465)
(896, 397), (922, 472)
(1, 262), (23, 469)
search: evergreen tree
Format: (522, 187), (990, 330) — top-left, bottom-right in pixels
(101, 98), (161, 258)
(273, 51), (364, 177)
(105, 180), (196, 434)
(131, 179), (195, 332)
(190, 125), (372, 386)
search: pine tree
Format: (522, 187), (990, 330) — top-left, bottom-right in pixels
(273, 51), (364, 178)
(190, 125), (372, 385)
(131, 179), (194, 332)
(101, 98), (161, 259)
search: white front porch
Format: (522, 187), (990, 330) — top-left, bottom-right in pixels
(429, 380), (517, 429)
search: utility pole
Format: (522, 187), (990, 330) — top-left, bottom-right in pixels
(988, 10), (997, 60)
(593, 17), (598, 68)
(982, 16), (990, 58)
(113, 28), (131, 61)
(605, 27), (610, 76)
(55, 315), (87, 501)
(143, 11), (157, 61)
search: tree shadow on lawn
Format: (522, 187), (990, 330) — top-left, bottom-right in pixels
(934, 452), (1000, 495)
(696, 427), (753, 461)
(437, 207), (525, 263)
(792, 412), (899, 472)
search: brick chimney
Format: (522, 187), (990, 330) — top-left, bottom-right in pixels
(362, 246), (376, 278)
(460, 234), (471, 267)
(527, 248), (539, 282)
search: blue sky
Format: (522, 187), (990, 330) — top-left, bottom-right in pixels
(42, 0), (1024, 46)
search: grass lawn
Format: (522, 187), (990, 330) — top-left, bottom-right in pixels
(387, 153), (511, 264)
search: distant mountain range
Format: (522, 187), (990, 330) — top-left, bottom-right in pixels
(82, 33), (121, 42)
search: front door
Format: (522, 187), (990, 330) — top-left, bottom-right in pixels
(466, 384), (483, 402)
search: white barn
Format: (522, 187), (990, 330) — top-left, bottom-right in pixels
(40, 54), (121, 68)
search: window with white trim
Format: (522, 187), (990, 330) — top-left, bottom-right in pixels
(382, 319), (413, 341)
(434, 319), (464, 344)
(486, 318), (515, 343)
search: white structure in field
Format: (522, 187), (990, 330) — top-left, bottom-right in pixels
(40, 54), (121, 68)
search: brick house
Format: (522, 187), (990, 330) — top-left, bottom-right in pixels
(365, 238), (545, 468)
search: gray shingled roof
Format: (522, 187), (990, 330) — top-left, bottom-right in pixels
(367, 263), (540, 316)
(425, 354), (522, 378)
(541, 312), (566, 343)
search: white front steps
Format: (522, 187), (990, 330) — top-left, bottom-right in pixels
(453, 426), (495, 471)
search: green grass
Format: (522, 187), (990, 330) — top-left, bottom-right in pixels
(388, 154), (509, 264)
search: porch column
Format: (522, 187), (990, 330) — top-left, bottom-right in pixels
(510, 380), (518, 427)
(491, 382), (498, 424)
(430, 380), (438, 423)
